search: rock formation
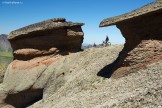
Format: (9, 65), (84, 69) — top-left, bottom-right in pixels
(1, 1), (162, 108)
(8, 18), (84, 60)
(30, 45), (162, 108)
(0, 35), (13, 83)
(5, 45), (162, 108)
(0, 45), (123, 108)
(0, 44), (161, 108)
(0, 18), (84, 108)
(100, 1), (162, 76)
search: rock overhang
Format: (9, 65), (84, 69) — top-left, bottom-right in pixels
(0, 18), (85, 107)
(99, 1), (162, 76)
(8, 18), (84, 40)
(7, 18), (85, 60)
(99, 1), (162, 27)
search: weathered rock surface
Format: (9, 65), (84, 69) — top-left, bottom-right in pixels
(0, 18), (84, 108)
(0, 104), (14, 108)
(0, 45), (162, 108)
(0, 35), (13, 83)
(8, 18), (84, 60)
(100, 1), (162, 75)
(26, 45), (160, 108)
(1, 2), (162, 107)
(0, 45), (123, 108)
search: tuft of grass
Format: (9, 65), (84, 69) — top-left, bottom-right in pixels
(0, 52), (13, 57)
(0, 64), (7, 72)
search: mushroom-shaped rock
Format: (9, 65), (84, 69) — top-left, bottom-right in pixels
(100, 1), (162, 76)
(8, 18), (84, 60)
(0, 18), (84, 108)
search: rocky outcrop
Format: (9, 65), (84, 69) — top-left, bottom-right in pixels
(31, 47), (162, 108)
(1, 2), (162, 107)
(8, 18), (84, 60)
(0, 45), (123, 108)
(0, 35), (13, 83)
(0, 18), (84, 108)
(16, 45), (162, 108)
(100, 1), (162, 76)
(0, 45), (162, 108)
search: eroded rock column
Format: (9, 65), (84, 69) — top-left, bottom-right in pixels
(116, 11), (162, 68)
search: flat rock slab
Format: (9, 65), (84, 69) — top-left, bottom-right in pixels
(8, 18), (84, 60)
(8, 18), (84, 40)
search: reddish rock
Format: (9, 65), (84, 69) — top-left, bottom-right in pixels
(0, 18), (84, 108)
(13, 48), (59, 60)
(100, 1), (162, 75)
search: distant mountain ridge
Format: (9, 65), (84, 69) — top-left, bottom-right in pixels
(82, 43), (93, 49)
(0, 34), (7, 37)
(0, 34), (12, 52)
(0, 34), (13, 83)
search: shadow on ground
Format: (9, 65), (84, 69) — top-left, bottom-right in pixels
(97, 60), (118, 78)
(97, 49), (124, 78)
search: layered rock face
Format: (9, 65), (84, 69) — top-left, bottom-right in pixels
(116, 11), (162, 67)
(8, 18), (84, 60)
(0, 18), (84, 108)
(100, 1), (162, 75)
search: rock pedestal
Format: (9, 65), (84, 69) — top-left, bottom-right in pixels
(100, 1), (162, 75)
(116, 10), (162, 67)
(0, 18), (84, 108)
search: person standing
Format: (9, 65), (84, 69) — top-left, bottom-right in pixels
(93, 43), (96, 47)
(105, 36), (109, 44)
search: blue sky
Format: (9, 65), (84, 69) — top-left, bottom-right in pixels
(0, 0), (155, 44)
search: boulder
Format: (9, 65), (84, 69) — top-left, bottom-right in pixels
(8, 18), (84, 60)
(100, 1), (162, 76)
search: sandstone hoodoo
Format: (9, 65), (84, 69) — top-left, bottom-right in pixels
(100, 1), (162, 76)
(8, 18), (84, 60)
(0, 18), (84, 108)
